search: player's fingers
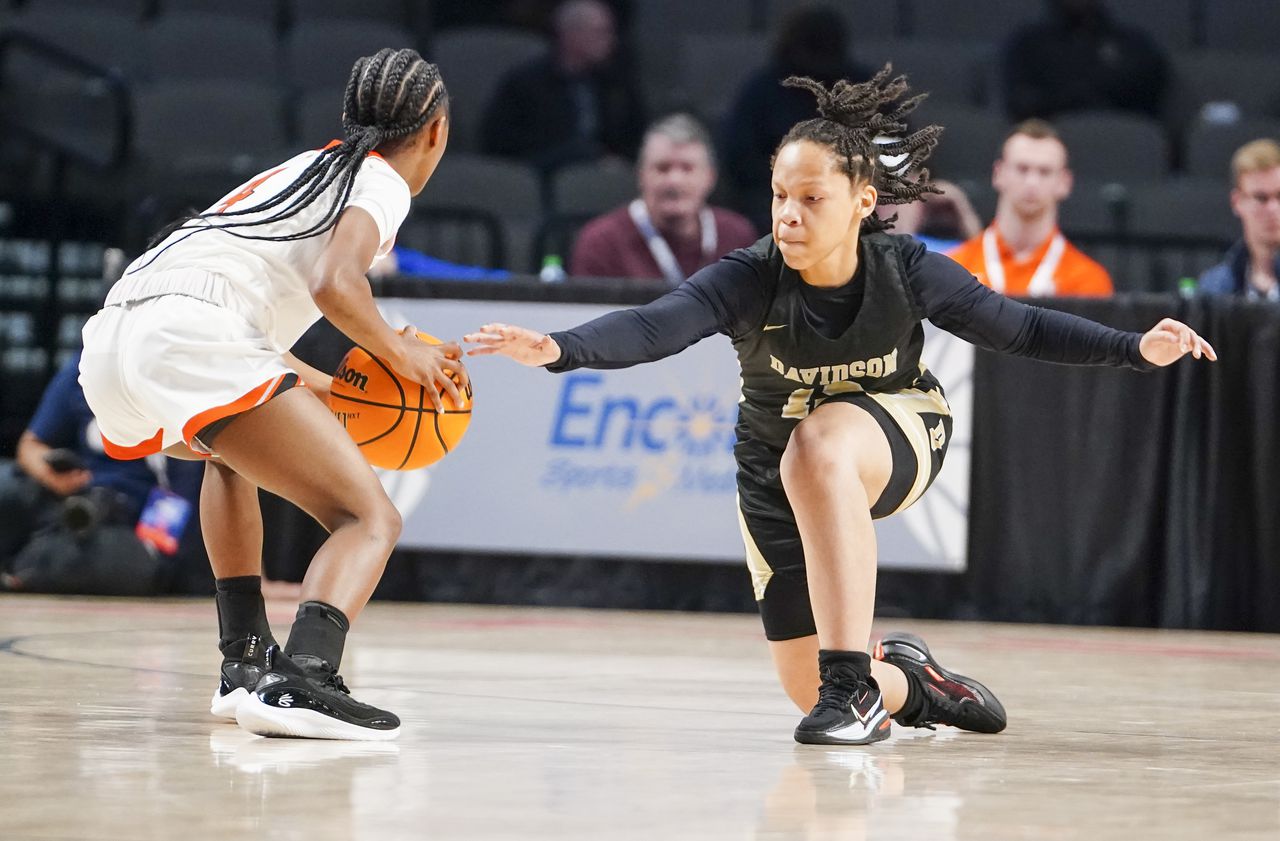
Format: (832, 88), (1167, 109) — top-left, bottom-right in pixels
(425, 373), (445, 412)
(449, 356), (471, 391)
(1198, 336), (1217, 361)
(438, 370), (463, 408)
(464, 331), (505, 345)
(466, 346), (500, 356)
(437, 341), (463, 358)
(400, 324), (417, 336)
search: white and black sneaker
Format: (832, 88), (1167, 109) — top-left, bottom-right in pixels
(794, 651), (891, 746)
(210, 634), (270, 719)
(235, 646), (400, 741)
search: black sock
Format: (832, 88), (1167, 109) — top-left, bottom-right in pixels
(817, 649), (873, 681)
(215, 576), (275, 652)
(284, 601), (350, 670)
(894, 670), (926, 724)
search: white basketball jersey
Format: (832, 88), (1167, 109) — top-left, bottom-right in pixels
(107, 143), (411, 351)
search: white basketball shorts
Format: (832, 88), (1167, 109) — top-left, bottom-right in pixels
(79, 294), (300, 459)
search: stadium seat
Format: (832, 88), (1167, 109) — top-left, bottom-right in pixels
(917, 105), (1008, 183)
(907, 0), (1038, 45)
(1058, 180), (1128, 237)
(676, 32), (768, 125)
(1127, 178), (1237, 242)
(1203, 0), (1280, 52)
(132, 80), (289, 167)
(397, 207), (507, 272)
(412, 153), (542, 273)
(145, 14), (279, 84)
(551, 158), (636, 218)
(20, 0), (149, 19)
(634, 0), (753, 114)
(1054, 111), (1170, 181)
(1167, 51), (1280, 127)
(1109, 0), (1195, 51)
(7, 9), (147, 81)
(859, 39), (995, 107)
(286, 0), (410, 28)
(285, 20), (419, 93)
(155, 0), (280, 26)
(766, 0), (900, 40)
(428, 27), (547, 154)
(294, 88), (345, 147)
(1184, 118), (1280, 180)
(633, 0), (753, 37)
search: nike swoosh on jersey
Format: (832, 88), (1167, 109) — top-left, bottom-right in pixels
(762, 324), (787, 331)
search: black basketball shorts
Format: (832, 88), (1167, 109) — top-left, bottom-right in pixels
(735, 387), (952, 641)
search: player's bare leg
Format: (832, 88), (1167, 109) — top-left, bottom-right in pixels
(210, 386), (400, 622)
(204, 386), (402, 739)
(779, 402), (895, 744)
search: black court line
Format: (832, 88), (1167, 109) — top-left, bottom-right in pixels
(329, 392), (472, 414)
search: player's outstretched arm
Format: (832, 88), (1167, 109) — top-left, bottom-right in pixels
(464, 323), (561, 366)
(1138, 318), (1217, 366)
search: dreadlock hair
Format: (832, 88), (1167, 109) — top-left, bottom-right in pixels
(772, 64), (942, 233)
(137, 48), (446, 264)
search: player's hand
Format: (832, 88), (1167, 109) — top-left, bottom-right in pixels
(391, 326), (469, 412)
(42, 468), (92, 497)
(463, 323), (561, 367)
(1139, 318), (1218, 366)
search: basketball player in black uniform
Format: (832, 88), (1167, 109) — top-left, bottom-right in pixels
(466, 68), (1215, 745)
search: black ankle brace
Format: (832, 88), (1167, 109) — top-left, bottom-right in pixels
(284, 600), (350, 671)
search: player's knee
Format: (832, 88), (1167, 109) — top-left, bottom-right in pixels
(780, 420), (851, 488)
(350, 495), (402, 546)
(370, 500), (403, 545)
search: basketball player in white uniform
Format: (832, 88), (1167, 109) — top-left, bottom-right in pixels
(78, 49), (463, 740)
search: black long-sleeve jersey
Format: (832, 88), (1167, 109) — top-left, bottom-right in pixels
(547, 232), (1152, 451)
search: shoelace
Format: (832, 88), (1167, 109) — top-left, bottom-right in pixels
(812, 663), (864, 716)
(322, 671), (351, 696)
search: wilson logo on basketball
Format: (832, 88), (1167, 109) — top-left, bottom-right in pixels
(335, 362), (369, 393)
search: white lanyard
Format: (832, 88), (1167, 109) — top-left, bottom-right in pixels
(628, 199), (717, 286)
(1246, 265), (1280, 302)
(144, 453), (171, 490)
(982, 227), (1066, 297)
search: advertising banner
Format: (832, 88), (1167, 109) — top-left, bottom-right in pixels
(371, 297), (971, 571)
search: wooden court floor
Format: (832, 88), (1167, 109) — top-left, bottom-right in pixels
(1, 594), (1277, 840)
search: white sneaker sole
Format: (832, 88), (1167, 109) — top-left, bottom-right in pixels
(235, 694), (401, 741)
(210, 686), (250, 720)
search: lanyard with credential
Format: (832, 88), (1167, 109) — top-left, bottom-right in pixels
(628, 199), (717, 287)
(982, 227), (1066, 296)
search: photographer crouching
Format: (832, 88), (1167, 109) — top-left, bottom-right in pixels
(0, 350), (207, 595)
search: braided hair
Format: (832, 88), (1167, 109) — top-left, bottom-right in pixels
(137, 48), (446, 265)
(772, 65), (941, 233)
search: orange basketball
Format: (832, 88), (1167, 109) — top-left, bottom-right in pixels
(327, 332), (472, 470)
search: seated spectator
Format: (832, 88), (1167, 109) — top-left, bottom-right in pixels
(1002, 0), (1167, 121)
(1199, 139), (1280, 301)
(881, 179), (984, 253)
(719, 5), (873, 229)
(480, 0), (645, 172)
(570, 113), (757, 282)
(0, 350), (206, 594)
(949, 120), (1113, 297)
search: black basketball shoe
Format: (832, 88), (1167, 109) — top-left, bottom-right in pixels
(211, 634), (269, 719)
(794, 653), (892, 746)
(874, 632), (1007, 733)
(235, 646), (401, 741)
